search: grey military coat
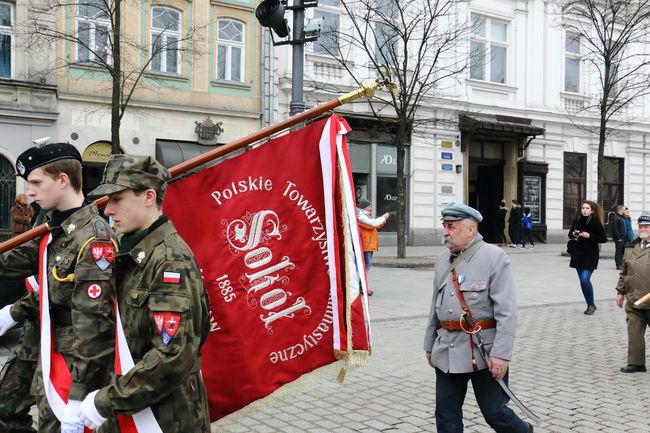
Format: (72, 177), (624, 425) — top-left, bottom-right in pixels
(423, 235), (518, 373)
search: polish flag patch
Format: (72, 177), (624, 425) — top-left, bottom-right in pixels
(163, 272), (181, 284)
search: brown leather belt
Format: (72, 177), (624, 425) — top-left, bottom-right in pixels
(441, 319), (496, 331)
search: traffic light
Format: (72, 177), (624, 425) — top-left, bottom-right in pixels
(256, 0), (290, 39)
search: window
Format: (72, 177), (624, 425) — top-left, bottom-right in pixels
(376, 0), (397, 19)
(216, 19), (244, 82)
(565, 32), (580, 92)
(0, 3), (12, 78)
(76, 0), (111, 65)
(313, 10), (339, 55)
(469, 14), (508, 84)
(312, 0), (340, 55)
(602, 157), (624, 212)
(374, 0), (397, 65)
(563, 152), (586, 228)
(151, 7), (182, 75)
(374, 22), (397, 65)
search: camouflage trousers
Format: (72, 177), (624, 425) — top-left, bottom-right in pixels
(0, 319), (38, 433)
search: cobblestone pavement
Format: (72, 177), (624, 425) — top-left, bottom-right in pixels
(2, 244), (648, 432)
(220, 245), (650, 432)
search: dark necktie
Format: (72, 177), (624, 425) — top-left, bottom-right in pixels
(642, 241), (649, 250)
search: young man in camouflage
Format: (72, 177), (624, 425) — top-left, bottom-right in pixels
(78, 154), (211, 432)
(0, 143), (118, 433)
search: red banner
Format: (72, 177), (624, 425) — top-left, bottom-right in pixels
(164, 115), (371, 423)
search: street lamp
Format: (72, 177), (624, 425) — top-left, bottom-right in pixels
(256, 0), (321, 116)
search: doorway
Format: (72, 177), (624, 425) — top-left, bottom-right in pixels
(0, 155), (15, 241)
(468, 140), (506, 243)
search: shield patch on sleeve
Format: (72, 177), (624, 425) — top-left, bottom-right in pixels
(153, 312), (181, 347)
(91, 242), (115, 271)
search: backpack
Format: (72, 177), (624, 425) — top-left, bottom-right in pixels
(521, 214), (532, 230)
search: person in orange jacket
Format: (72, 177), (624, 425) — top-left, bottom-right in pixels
(357, 198), (390, 296)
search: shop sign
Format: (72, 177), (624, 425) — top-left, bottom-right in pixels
(195, 117), (224, 145)
(441, 163), (453, 172)
(82, 141), (112, 163)
(440, 140), (454, 149)
(522, 175), (541, 223)
(441, 152), (453, 160)
(376, 145), (409, 175)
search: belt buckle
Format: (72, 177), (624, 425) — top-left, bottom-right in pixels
(459, 312), (481, 334)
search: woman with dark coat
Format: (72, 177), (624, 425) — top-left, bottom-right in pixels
(568, 200), (608, 315)
(10, 193), (33, 236)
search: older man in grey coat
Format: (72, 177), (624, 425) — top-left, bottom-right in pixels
(424, 202), (532, 433)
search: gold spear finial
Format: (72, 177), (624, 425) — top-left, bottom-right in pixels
(337, 79), (396, 105)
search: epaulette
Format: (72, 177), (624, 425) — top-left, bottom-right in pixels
(93, 220), (111, 241)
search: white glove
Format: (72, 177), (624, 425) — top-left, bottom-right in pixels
(0, 304), (17, 336)
(79, 390), (107, 429)
(61, 400), (84, 433)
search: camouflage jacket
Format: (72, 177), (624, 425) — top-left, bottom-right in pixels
(0, 203), (117, 400)
(95, 219), (210, 432)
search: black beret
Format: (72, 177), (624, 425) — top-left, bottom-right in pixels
(16, 143), (82, 179)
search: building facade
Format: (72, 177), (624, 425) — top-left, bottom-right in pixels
(0, 0), (58, 239)
(0, 0), (262, 204)
(266, 0), (650, 244)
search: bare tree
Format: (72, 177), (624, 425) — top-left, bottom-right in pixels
(561, 0), (650, 206)
(312, 0), (469, 257)
(27, 0), (202, 153)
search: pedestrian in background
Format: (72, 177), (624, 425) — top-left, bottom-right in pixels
(424, 202), (532, 433)
(612, 204), (627, 270)
(496, 200), (507, 246)
(521, 207), (535, 249)
(615, 211), (650, 373)
(568, 200), (607, 315)
(624, 207), (635, 242)
(508, 199), (522, 248)
(10, 194), (33, 237)
(357, 198), (389, 296)
(78, 154), (211, 432)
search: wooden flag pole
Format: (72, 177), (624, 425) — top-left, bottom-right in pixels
(0, 80), (381, 254)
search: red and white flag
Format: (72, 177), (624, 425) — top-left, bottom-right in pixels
(163, 115), (371, 423)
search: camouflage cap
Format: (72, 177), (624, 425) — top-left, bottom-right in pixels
(89, 154), (170, 198)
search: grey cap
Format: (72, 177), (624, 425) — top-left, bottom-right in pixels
(638, 211), (650, 226)
(441, 202), (483, 222)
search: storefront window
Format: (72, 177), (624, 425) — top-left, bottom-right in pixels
(353, 173), (368, 204)
(376, 176), (397, 232)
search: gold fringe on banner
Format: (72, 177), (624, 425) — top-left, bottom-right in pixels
(334, 164), (371, 384)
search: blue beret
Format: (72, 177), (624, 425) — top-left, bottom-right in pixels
(638, 213), (650, 226)
(16, 143), (82, 180)
(441, 202), (483, 222)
